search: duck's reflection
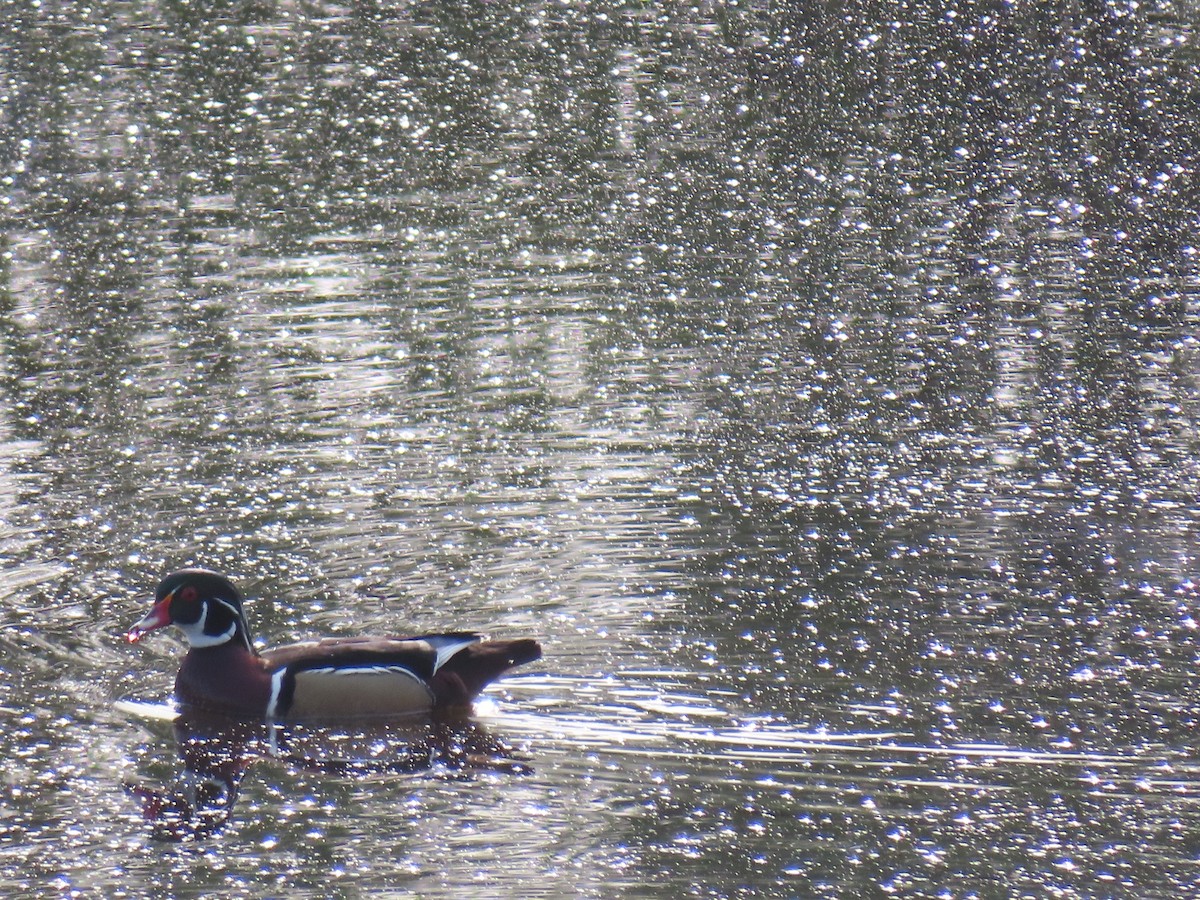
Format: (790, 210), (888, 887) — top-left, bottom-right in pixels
(125, 708), (530, 841)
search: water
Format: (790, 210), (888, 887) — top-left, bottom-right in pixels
(3, 1), (1200, 896)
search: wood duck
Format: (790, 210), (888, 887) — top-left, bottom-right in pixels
(126, 569), (542, 722)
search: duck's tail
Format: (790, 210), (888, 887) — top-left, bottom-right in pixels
(430, 638), (542, 706)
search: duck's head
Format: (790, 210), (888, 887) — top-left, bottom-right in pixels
(127, 569), (254, 652)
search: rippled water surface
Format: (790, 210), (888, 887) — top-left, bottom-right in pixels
(4, 2), (1200, 897)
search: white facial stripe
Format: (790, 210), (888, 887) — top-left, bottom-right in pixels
(210, 597), (242, 620)
(176, 600), (235, 648)
(171, 596), (246, 649)
(181, 618), (236, 648)
(210, 595), (252, 650)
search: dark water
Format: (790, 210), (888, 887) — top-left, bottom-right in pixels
(4, 1), (1200, 896)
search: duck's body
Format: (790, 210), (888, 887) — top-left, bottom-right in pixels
(127, 569), (541, 722)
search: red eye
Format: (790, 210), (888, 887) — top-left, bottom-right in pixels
(178, 586), (198, 604)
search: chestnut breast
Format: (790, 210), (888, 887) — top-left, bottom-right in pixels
(175, 644), (273, 717)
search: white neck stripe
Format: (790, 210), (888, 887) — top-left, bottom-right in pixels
(173, 597), (249, 650)
(210, 597), (241, 619)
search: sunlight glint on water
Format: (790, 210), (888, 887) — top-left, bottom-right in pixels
(2, 1), (1200, 897)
